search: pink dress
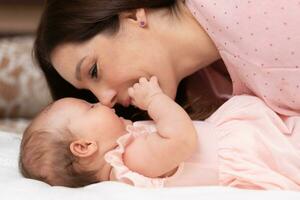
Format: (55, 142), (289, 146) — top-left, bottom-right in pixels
(185, 0), (300, 116)
(104, 95), (300, 190)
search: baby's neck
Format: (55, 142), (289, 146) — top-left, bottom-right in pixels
(78, 152), (113, 181)
(97, 161), (113, 181)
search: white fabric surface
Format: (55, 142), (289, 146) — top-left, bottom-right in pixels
(0, 130), (300, 200)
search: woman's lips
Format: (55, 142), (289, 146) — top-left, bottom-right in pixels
(122, 98), (131, 107)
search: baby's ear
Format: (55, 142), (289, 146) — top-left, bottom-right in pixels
(70, 140), (98, 158)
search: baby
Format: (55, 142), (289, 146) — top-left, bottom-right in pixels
(19, 77), (300, 190)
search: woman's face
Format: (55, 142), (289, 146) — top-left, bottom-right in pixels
(51, 22), (178, 108)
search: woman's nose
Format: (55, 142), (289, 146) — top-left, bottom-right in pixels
(94, 89), (117, 108)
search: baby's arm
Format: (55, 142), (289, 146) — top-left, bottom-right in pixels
(124, 77), (198, 178)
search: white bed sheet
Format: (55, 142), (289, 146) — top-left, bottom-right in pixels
(1, 130), (300, 200)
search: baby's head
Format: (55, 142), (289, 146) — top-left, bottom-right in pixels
(19, 98), (131, 187)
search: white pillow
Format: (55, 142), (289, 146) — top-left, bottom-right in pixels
(1, 131), (300, 200)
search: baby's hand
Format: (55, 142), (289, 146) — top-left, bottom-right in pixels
(128, 76), (163, 110)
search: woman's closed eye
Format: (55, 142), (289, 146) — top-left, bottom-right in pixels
(89, 63), (98, 79)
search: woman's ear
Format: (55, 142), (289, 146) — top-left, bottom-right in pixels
(70, 140), (98, 158)
(119, 8), (148, 28)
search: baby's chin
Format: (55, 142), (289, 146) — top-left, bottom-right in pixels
(120, 117), (133, 127)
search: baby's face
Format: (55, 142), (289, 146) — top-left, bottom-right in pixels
(37, 98), (132, 148)
(25, 98), (133, 183)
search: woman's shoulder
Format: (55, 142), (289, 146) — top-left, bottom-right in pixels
(186, 0), (300, 55)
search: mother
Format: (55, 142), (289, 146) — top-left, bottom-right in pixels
(35, 0), (300, 119)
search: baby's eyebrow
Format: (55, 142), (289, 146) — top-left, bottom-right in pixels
(75, 56), (87, 81)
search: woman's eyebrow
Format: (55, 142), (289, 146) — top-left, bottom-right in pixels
(75, 56), (87, 81)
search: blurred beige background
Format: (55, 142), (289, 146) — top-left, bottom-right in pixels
(0, 0), (44, 35)
(0, 0), (52, 134)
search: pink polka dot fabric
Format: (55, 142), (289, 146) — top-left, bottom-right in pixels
(186, 0), (300, 116)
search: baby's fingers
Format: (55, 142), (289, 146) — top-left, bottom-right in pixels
(133, 83), (140, 89)
(139, 77), (148, 84)
(128, 87), (134, 98)
(150, 76), (159, 84)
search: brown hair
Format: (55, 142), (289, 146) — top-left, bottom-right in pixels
(19, 126), (99, 187)
(34, 0), (180, 120)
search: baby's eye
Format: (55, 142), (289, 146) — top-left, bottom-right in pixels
(89, 63), (98, 79)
